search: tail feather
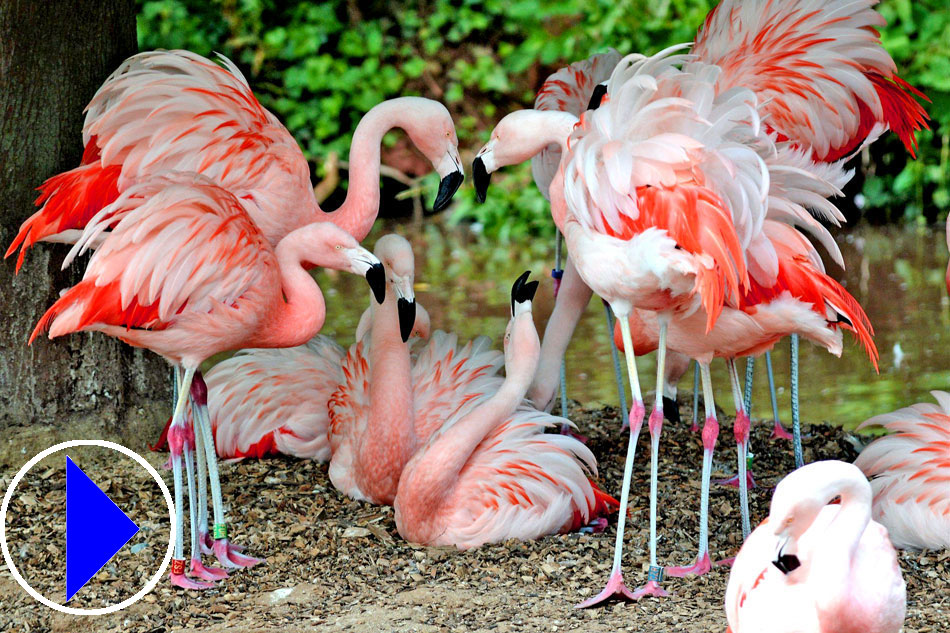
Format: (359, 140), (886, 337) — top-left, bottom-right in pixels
(6, 163), (121, 271)
(869, 72), (930, 159)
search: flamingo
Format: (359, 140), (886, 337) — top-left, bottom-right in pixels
(394, 272), (618, 548)
(474, 0), (927, 603)
(609, 219), (878, 577)
(5, 49), (463, 268)
(327, 234), (506, 505)
(853, 391), (950, 550)
(724, 461), (906, 633)
(29, 174), (385, 588)
(208, 303), (431, 461)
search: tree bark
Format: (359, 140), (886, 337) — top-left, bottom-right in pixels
(0, 1), (169, 467)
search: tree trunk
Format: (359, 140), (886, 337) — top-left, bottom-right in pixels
(0, 1), (169, 467)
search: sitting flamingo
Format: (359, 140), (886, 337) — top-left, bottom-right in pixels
(394, 272), (617, 548)
(328, 235), (505, 505)
(725, 461), (906, 633)
(854, 391), (950, 550)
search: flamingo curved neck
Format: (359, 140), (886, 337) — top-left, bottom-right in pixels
(808, 476), (872, 614)
(254, 241), (325, 349)
(356, 285), (416, 502)
(329, 99), (423, 240)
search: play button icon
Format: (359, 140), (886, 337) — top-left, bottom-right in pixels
(65, 456), (140, 601)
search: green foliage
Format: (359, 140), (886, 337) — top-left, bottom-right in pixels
(137, 0), (948, 240)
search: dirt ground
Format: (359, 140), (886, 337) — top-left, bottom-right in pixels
(1, 401), (947, 633)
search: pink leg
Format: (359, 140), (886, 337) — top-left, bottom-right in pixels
(667, 413), (717, 577)
(628, 406), (669, 598)
(168, 423), (213, 590)
(771, 421), (793, 440)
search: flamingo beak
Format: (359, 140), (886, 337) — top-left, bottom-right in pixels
(771, 537), (801, 575)
(472, 155), (491, 203)
(433, 149), (464, 212)
(393, 277), (416, 343)
(365, 263), (386, 304)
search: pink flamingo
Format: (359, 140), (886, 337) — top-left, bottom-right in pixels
(208, 286), (431, 461)
(327, 234), (506, 505)
(853, 391), (950, 550)
(394, 272), (618, 548)
(30, 174), (384, 588)
(474, 0), (926, 603)
(724, 461), (906, 633)
(6, 50), (463, 267)
(611, 219), (878, 577)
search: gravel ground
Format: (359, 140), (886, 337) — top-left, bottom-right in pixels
(1, 400), (947, 633)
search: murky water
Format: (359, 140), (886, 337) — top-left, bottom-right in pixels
(315, 220), (950, 431)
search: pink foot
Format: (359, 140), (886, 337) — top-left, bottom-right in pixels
(170, 571), (214, 589)
(560, 424), (588, 444)
(630, 580), (669, 599)
(198, 529), (214, 555)
(716, 556), (736, 568)
(190, 558), (228, 581)
(578, 517), (608, 534)
(690, 422), (700, 433)
(213, 538), (262, 569)
(771, 423), (793, 440)
(575, 569), (637, 608)
(666, 552), (712, 577)
(715, 471), (757, 489)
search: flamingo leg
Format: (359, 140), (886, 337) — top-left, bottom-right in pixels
(766, 351), (792, 440)
(554, 231), (570, 421)
(727, 359), (752, 539)
(183, 415), (226, 583)
(193, 409), (213, 555)
(629, 318), (669, 599)
(192, 372), (261, 569)
(576, 309), (646, 608)
(167, 367), (212, 589)
(743, 357), (755, 417)
(667, 361), (716, 577)
(603, 301), (629, 430)
(691, 361), (700, 433)
(791, 334), (804, 468)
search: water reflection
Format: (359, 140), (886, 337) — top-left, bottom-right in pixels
(315, 221), (950, 431)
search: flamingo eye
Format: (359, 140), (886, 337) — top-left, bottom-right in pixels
(335, 244), (342, 250)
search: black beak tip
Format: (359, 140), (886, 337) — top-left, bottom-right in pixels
(365, 263), (386, 304)
(587, 83), (608, 111)
(772, 553), (801, 575)
(433, 170), (464, 212)
(472, 156), (490, 203)
(510, 270), (535, 314)
(398, 298), (416, 343)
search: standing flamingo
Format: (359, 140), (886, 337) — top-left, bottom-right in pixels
(327, 235), (505, 505)
(6, 49), (463, 268)
(208, 288), (431, 461)
(394, 272), (617, 548)
(725, 461), (906, 633)
(474, 0), (926, 603)
(853, 391), (950, 550)
(30, 175), (384, 588)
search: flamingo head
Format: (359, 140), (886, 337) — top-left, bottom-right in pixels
(374, 233), (417, 342)
(503, 271), (540, 374)
(299, 222), (384, 303)
(402, 99), (463, 212)
(473, 110), (578, 202)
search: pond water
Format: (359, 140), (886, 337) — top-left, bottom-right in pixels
(315, 220), (950, 432)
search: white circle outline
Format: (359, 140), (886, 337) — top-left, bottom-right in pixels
(0, 439), (175, 615)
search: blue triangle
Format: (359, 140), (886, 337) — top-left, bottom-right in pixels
(65, 455), (139, 602)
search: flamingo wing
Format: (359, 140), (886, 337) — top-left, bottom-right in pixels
(326, 340), (373, 499)
(532, 50), (622, 199)
(8, 50), (313, 262)
(693, 0), (929, 161)
(410, 331), (505, 443)
(432, 408), (607, 549)
(31, 175), (273, 344)
(855, 391), (950, 549)
(208, 335), (345, 461)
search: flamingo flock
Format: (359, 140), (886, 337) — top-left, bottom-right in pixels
(6, 0), (946, 628)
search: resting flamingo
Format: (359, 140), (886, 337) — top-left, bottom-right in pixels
(6, 49), (463, 267)
(327, 234), (506, 505)
(854, 391), (950, 550)
(29, 174), (384, 588)
(394, 272), (617, 548)
(475, 0), (926, 603)
(724, 461), (906, 633)
(208, 303), (430, 461)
